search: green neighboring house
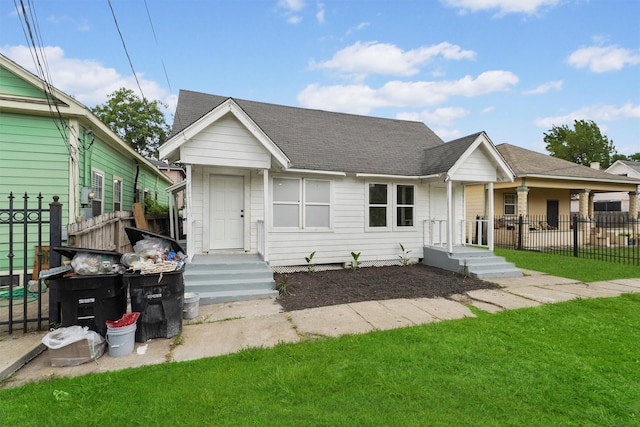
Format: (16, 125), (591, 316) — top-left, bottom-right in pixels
(0, 53), (172, 274)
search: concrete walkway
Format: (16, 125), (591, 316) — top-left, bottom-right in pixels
(2, 271), (639, 389)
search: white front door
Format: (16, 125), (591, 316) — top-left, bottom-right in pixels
(430, 186), (448, 245)
(209, 175), (244, 250)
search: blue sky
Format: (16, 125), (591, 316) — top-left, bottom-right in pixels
(2, 0), (639, 156)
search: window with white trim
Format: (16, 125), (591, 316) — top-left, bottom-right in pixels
(113, 178), (123, 211)
(91, 170), (104, 216)
(368, 183), (389, 228)
(504, 193), (517, 215)
(273, 177), (331, 229)
(366, 183), (415, 229)
(396, 185), (414, 227)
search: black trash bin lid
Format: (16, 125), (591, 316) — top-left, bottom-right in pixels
(124, 227), (185, 254)
(52, 246), (122, 260)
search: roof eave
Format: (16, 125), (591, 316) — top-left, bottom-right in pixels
(520, 173), (640, 185)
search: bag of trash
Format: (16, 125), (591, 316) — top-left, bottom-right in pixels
(42, 326), (106, 366)
(71, 252), (120, 275)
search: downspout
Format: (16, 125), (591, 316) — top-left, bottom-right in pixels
(133, 160), (140, 203)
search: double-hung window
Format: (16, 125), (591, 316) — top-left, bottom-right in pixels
(113, 178), (123, 211)
(366, 183), (415, 230)
(503, 193), (517, 216)
(396, 185), (414, 227)
(273, 178), (331, 229)
(91, 169), (104, 216)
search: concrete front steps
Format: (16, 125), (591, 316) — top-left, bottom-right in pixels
(423, 246), (523, 279)
(184, 254), (278, 305)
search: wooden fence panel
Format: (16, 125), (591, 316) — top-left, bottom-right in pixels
(67, 211), (135, 253)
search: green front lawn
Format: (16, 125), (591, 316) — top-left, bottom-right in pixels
(2, 293), (639, 426)
(495, 248), (640, 282)
(2, 249), (638, 425)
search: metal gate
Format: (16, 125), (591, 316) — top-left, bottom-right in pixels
(0, 193), (62, 334)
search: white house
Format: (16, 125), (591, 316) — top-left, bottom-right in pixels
(159, 90), (517, 303)
(592, 160), (640, 216)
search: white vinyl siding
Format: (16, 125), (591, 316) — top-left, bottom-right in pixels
(181, 114), (271, 169)
(187, 169), (464, 268)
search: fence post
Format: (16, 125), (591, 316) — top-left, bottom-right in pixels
(49, 196), (62, 267)
(517, 215), (523, 250)
(573, 215), (578, 257)
(48, 195), (62, 328)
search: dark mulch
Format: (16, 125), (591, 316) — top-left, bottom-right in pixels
(276, 263), (499, 312)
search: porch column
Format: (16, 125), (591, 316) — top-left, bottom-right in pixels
(516, 185), (529, 248)
(628, 191), (638, 220)
(447, 178), (453, 253)
(578, 189), (592, 244)
(185, 165), (193, 260)
(487, 181), (494, 251)
(262, 169), (269, 263)
(629, 191), (639, 238)
(578, 189), (590, 219)
(588, 192), (595, 219)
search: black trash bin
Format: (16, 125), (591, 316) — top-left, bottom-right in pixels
(123, 227), (186, 342)
(50, 247), (127, 337)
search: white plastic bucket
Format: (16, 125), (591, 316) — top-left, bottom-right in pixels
(183, 292), (200, 319)
(106, 323), (136, 357)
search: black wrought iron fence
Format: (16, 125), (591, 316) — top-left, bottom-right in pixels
(0, 193), (62, 334)
(492, 214), (640, 266)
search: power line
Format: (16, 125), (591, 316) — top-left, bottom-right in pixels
(14, 0), (71, 151)
(142, 0), (182, 133)
(107, 0), (146, 101)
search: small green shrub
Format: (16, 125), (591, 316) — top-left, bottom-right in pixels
(144, 196), (169, 215)
(276, 274), (290, 295)
(349, 251), (361, 272)
(399, 243), (411, 266)
(305, 251), (316, 273)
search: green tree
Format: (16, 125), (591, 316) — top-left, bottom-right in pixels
(91, 88), (170, 158)
(543, 119), (617, 169)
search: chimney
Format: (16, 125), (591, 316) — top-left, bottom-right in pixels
(590, 162), (600, 170)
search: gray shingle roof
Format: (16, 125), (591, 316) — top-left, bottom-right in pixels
(170, 89), (471, 176)
(618, 160), (640, 174)
(497, 143), (640, 183)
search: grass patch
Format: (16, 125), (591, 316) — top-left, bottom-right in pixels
(494, 248), (639, 282)
(2, 294), (639, 426)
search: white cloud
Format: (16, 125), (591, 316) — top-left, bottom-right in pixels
(313, 41), (476, 78)
(316, 2), (325, 24)
(297, 83), (384, 115)
(397, 107), (469, 125)
(481, 106), (495, 113)
(298, 70), (519, 114)
(0, 45), (172, 110)
(46, 15), (90, 32)
(523, 80), (563, 95)
(534, 103), (640, 128)
(440, 0), (561, 15)
(433, 128), (463, 140)
(278, 0), (305, 11)
(567, 44), (640, 73)
(278, 0), (304, 24)
(346, 22), (370, 36)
